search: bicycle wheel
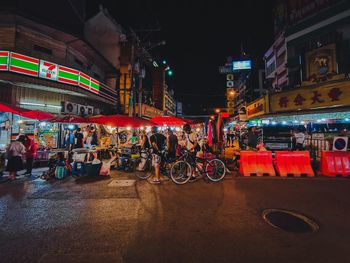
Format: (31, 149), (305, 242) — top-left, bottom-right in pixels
(135, 158), (153, 180)
(170, 160), (192, 185)
(206, 158), (226, 182)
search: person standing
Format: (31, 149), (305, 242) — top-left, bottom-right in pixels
(85, 131), (93, 149)
(139, 130), (150, 150)
(183, 124), (199, 180)
(24, 135), (37, 177)
(166, 128), (178, 159)
(149, 126), (166, 184)
(91, 128), (98, 146)
(74, 128), (84, 149)
(247, 126), (258, 150)
(6, 135), (26, 181)
(109, 130), (118, 148)
(294, 128), (305, 150)
(65, 130), (75, 151)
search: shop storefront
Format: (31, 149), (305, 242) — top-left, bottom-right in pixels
(250, 79), (350, 152)
(0, 51), (118, 149)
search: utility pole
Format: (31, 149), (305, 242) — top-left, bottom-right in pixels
(138, 75), (143, 118)
(123, 73), (127, 114)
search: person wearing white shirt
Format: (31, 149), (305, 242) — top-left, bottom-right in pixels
(294, 129), (305, 150)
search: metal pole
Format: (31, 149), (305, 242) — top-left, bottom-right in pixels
(138, 76), (142, 118)
(123, 73), (127, 114)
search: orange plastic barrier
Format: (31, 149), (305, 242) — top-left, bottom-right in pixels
(321, 151), (350, 177)
(239, 151), (275, 177)
(274, 151), (314, 177)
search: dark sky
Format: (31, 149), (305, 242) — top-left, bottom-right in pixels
(87, 0), (275, 115)
(5, 0), (275, 115)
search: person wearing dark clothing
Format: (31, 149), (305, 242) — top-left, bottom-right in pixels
(149, 126), (166, 184)
(167, 129), (178, 159)
(74, 128), (84, 148)
(6, 135), (26, 180)
(247, 126), (258, 150)
(24, 135), (37, 177)
(91, 130), (98, 146)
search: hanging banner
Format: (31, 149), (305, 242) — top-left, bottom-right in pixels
(271, 80), (350, 113)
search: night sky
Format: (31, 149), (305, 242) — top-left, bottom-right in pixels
(5, 0), (275, 115)
(88, 0), (275, 115)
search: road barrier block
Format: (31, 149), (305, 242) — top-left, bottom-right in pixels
(275, 151), (314, 177)
(321, 151), (350, 177)
(239, 151), (275, 177)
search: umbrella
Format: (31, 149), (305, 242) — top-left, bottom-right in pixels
(21, 110), (54, 121)
(150, 116), (186, 126)
(89, 114), (154, 128)
(47, 115), (91, 123)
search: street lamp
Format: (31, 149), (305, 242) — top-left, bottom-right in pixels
(167, 69), (173, 76)
(215, 108), (221, 113)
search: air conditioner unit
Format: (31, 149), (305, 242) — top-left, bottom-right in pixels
(62, 101), (78, 114)
(86, 106), (94, 116)
(78, 105), (88, 116)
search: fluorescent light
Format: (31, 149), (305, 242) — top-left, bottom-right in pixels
(46, 105), (61, 109)
(20, 102), (45, 107)
(20, 102), (61, 109)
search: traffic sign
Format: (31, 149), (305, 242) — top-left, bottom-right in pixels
(333, 137), (348, 151)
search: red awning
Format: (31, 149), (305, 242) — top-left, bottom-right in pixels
(48, 115), (91, 123)
(89, 115), (154, 128)
(150, 116), (187, 126)
(0, 102), (29, 115)
(21, 110), (54, 121)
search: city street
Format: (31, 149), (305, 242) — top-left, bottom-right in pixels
(1, 171), (350, 263)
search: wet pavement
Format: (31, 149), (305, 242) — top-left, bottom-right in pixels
(1, 169), (350, 262)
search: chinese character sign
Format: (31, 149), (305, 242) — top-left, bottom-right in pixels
(271, 81), (349, 113)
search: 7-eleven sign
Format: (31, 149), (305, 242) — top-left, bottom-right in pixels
(39, 60), (58, 80)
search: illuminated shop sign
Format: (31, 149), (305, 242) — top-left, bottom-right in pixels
(39, 60), (58, 80)
(232, 60), (252, 71)
(1, 51), (117, 102)
(0, 51), (9, 71)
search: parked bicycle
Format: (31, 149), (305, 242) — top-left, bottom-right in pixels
(134, 148), (178, 180)
(170, 149), (226, 185)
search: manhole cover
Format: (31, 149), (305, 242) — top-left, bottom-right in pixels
(262, 209), (319, 234)
(108, 179), (135, 187)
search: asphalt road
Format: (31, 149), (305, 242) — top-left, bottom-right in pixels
(1, 170), (350, 263)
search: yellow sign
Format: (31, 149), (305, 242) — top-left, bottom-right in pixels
(271, 80), (350, 113)
(246, 95), (269, 119)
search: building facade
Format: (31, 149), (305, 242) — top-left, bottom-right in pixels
(0, 11), (119, 148)
(264, 31), (288, 92)
(0, 12), (118, 113)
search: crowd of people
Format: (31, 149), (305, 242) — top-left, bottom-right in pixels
(1, 123), (212, 182)
(4, 134), (37, 181)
